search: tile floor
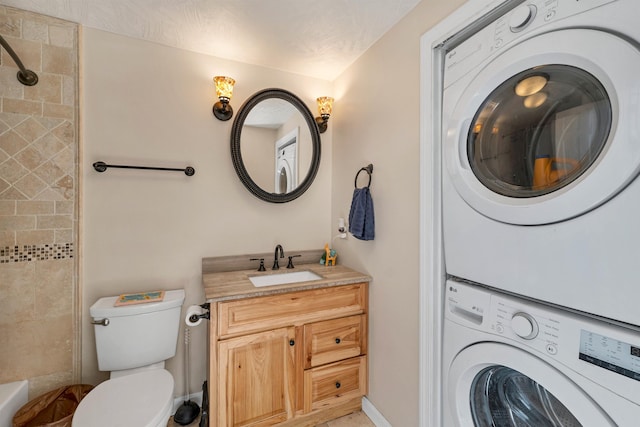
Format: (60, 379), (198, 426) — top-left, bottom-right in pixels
(167, 410), (375, 427)
(316, 410), (375, 427)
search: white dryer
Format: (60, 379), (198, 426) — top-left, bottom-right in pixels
(274, 128), (299, 194)
(441, 0), (640, 325)
(443, 280), (640, 426)
(276, 143), (296, 194)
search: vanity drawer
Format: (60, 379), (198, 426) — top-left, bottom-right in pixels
(304, 314), (367, 368)
(303, 356), (367, 413)
(218, 283), (367, 338)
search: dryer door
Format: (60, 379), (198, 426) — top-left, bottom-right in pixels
(276, 159), (293, 194)
(274, 140), (298, 194)
(447, 343), (614, 427)
(445, 29), (640, 225)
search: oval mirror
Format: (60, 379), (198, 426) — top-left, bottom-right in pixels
(231, 88), (321, 203)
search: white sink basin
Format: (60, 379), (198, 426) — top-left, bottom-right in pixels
(249, 270), (322, 287)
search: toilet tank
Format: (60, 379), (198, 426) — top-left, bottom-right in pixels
(90, 289), (185, 372)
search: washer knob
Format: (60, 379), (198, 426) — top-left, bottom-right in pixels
(509, 5), (537, 32)
(511, 312), (539, 339)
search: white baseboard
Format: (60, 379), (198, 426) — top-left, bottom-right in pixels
(172, 391), (203, 414)
(362, 396), (392, 427)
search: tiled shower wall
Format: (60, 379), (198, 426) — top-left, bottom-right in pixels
(0, 6), (78, 398)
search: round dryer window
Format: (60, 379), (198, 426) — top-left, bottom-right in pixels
(444, 29), (640, 224)
(468, 65), (611, 198)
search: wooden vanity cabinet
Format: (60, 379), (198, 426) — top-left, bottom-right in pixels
(209, 282), (368, 427)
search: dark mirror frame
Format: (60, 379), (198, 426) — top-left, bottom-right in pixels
(230, 88), (322, 203)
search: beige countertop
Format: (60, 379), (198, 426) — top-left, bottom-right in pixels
(203, 263), (371, 302)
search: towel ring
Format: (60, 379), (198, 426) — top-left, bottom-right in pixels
(354, 164), (373, 189)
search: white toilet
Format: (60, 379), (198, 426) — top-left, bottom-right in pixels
(73, 289), (185, 427)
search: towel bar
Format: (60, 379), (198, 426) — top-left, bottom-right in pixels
(93, 161), (195, 176)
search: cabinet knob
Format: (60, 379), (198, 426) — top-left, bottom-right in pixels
(335, 382), (341, 389)
(289, 339), (295, 346)
(335, 338), (341, 344)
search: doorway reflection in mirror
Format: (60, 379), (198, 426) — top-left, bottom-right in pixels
(241, 99), (312, 194)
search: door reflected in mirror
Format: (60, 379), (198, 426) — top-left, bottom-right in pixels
(231, 89), (321, 203)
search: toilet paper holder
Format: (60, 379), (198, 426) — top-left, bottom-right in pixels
(188, 303), (210, 323)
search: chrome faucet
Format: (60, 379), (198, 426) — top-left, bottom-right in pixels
(273, 244), (284, 270)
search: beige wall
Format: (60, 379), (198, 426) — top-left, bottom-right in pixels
(0, 6), (79, 399)
(0, 1), (467, 422)
(331, 0), (465, 425)
(81, 28), (332, 394)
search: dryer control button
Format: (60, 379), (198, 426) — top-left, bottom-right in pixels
(509, 5), (537, 32)
(546, 344), (558, 355)
(544, 9), (556, 21)
(511, 312), (539, 340)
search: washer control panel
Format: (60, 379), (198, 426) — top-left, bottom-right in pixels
(490, 296), (562, 356)
(579, 330), (640, 382)
(511, 312), (539, 339)
(445, 279), (640, 404)
(445, 280), (561, 355)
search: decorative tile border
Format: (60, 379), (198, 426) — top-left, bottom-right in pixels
(0, 243), (73, 263)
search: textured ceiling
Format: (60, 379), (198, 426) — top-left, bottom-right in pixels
(1, 0), (421, 80)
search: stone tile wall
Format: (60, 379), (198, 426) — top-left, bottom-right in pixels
(0, 6), (78, 399)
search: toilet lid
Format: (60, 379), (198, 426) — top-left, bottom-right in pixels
(72, 370), (173, 427)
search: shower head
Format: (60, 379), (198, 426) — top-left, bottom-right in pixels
(0, 34), (38, 86)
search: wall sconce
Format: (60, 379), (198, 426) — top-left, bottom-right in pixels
(212, 76), (235, 121)
(315, 96), (334, 133)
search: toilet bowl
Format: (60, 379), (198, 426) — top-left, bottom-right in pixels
(72, 370), (173, 427)
(73, 289), (185, 427)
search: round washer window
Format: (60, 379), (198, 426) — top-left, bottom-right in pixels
(470, 365), (582, 426)
(468, 65), (612, 198)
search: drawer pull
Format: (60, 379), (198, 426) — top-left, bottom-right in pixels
(289, 339), (295, 346)
(335, 338), (341, 344)
(335, 382), (341, 389)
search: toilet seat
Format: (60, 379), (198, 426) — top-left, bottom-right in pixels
(72, 369), (173, 427)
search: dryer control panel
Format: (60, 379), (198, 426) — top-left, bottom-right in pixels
(445, 279), (640, 404)
(443, 0), (616, 88)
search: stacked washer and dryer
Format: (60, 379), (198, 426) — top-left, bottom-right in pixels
(440, 0), (640, 425)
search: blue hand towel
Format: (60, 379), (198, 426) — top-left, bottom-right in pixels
(349, 187), (375, 240)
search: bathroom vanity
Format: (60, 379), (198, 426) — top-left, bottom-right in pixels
(203, 256), (370, 427)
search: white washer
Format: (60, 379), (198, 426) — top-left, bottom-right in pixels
(443, 280), (640, 426)
(441, 0), (640, 325)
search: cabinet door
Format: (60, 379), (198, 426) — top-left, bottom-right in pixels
(218, 327), (296, 427)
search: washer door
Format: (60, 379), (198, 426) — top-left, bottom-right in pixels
(445, 29), (640, 225)
(447, 343), (614, 427)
